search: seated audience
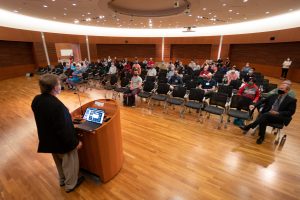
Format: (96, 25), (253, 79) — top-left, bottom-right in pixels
(132, 63), (141, 75)
(168, 70), (183, 86)
(107, 63), (117, 75)
(267, 80), (296, 98)
(240, 83), (297, 144)
(66, 64), (82, 89)
(125, 70), (143, 107)
(199, 73), (217, 98)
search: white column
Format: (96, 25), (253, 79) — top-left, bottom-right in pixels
(41, 32), (50, 66)
(161, 37), (165, 62)
(86, 35), (91, 61)
(217, 35), (224, 60)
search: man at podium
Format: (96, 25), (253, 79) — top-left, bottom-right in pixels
(31, 74), (84, 193)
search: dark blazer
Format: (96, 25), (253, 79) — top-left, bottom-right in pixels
(31, 93), (79, 153)
(255, 93), (297, 126)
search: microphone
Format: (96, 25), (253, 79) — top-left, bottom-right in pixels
(74, 89), (84, 117)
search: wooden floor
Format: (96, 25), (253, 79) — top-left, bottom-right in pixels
(0, 76), (300, 200)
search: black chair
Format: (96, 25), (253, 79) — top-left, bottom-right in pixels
(104, 75), (118, 90)
(181, 88), (205, 122)
(225, 95), (252, 128)
(140, 69), (147, 81)
(268, 123), (286, 146)
(165, 86), (187, 114)
(213, 73), (224, 85)
(148, 83), (170, 110)
(204, 92), (228, 129)
(158, 69), (168, 78)
(185, 79), (198, 90)
(145, 76), (156, 83)
(229, 79), (242, 90)
(182, 75), (192, 84)
(138, 81), (155, 102)
(158, 76), (168, 84)
(113, 77), (130, 99)
(266, 83), (278, 93)
(217, 85), (233, 98)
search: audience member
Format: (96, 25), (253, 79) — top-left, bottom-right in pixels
(168, 70), (183, 86)
(199, 73), (217, 98)
(240, 83), (297, 144)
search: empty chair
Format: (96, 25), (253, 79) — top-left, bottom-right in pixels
(104, 75), (118, 90)
(213, 73), (224, 85)
(229, 79), (242, 90)
(113, 76), (130, 99)
(217, 85), (233, 98)
(145, 76), (156, 83)
(266, 83), (278, 93)
(140, 69), (147, 81)
(158, 69), (168, 78)
(165, 86), (187, 114)
(148, 83), (170, 109)
(138, 81), (155, 101)
(185, 79), (198, 90)
(225, 95), (253, 128)
(204, 92), (228, 129)
(158, 76), (168, 84)
(181, 88), (205, 122)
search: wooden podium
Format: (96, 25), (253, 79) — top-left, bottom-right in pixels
(71, 99), (123, 183)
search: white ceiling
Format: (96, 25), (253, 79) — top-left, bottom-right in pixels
(0, 0), (299, 28)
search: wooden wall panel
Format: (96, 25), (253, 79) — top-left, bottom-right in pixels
(44, 32), (85, 43)
(46, 43), (58, 65)
(210, 44), (230, 61)
(80, 44), (88, 61)
(89, 36), (161, 44)
(170, 44), (212, 64)
(96, 44), (156, 61)
(89, 44), (98, 61)
(165, 36), (220, 44)
(229, 42), (300, 68)
(33, 42), (47, 67)
(0, 40), (35, 67)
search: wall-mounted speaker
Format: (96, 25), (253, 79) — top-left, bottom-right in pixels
(125, 40), (128, 44)
(270, 36), (275, 41)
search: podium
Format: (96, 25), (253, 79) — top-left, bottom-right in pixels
(71, 99), (123, 183)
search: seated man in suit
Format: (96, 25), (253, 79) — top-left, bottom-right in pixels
(240, 83), (297, 144)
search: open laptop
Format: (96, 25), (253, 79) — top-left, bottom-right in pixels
(76, 107), (105, 132)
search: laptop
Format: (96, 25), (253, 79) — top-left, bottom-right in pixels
(76, 107), (105, 132)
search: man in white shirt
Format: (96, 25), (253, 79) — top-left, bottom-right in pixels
(281, 58), (292, 79)
(107, 63), (117, 75)
(147, 64), (157, 77)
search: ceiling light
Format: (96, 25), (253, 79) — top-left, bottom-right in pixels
(52, 0), (56, 1)
(244, 17), (247, 20)
(13, 10), (18, 13)
(229, 10), (233, 12)
(43, 5), (48, 8)
(82, 14), (85, 17)
(64, 8), (67, 10)
(214, 15), (217, 17)
(289, 9), (293, 11)
(208, 12), (212, 15)
(72, 3), (76, 6)
(86, 18), (91, 21)
(74, 19), (79, 24)
(222, 3), (227, 6)
(236, 12), (240, 15)
(64, 13), (67, 16)
(203, 8), (207, 11)
(243, 0), (248, 2)
(53, 17), (56, 19)
(188, 14), (192, 17)
(265, 11), (270, 14)
(87, 12), (91, 15)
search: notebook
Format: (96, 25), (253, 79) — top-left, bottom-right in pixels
(76, 107), (105, 132)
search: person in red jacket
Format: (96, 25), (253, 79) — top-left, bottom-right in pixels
(238, 77), (260, 103)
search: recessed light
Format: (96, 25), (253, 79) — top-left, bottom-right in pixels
(236, 12), (240, 15)
(203, 8), (207, 11)
(244, 17), (247, 20)
(265, 11), (270, 14)
(74, 19), (79, 24)
(72, 3), (76, 6)
(243, 0), (248, 2)
(13, 10), (18, 13)
(63, 13), (67, 16)
(208, 12), (212, 15)
(222, 3), (226, 6)
(87, 12), (91, 15)
(52, 0), (56, 1)
(214, 15), (217, 17)
(43, 5), (48, 8)
(82, 14), (85, 17)
(228, 9), (233, 12)
(86, 18), (91, 21)
(188, 14), (192, 17)
(64, 8), (67, 10)
(53, 17), (56, 20)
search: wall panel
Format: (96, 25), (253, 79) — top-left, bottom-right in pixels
(170, 44), (211, 64)
(97, 44), (156, 61)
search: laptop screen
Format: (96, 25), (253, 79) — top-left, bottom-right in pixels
(83, 107), (105, 124)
